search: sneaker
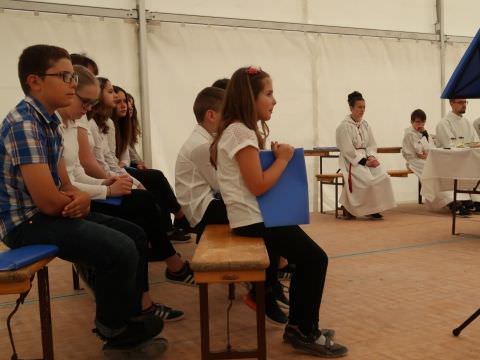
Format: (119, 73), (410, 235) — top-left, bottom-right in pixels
(278, 264), (295, 281)
(144, 303), (184, 322)
(273, 282), (289, 309)
(165, 261), (196, 286)
(243, 291), (288, 326)
(167, 228), (193, 244)
(96, 313), (164, 350)
(368, 213), (383, 220)
(103, 337), (168, 359)
(283, 325), (348, 358)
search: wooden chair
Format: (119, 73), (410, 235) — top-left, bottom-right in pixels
(191, 224), (270, 360)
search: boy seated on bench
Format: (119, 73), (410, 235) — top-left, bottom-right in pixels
(0, 44), (165, 354)
(401, 109), (460, 213)
(175, 87), (229, 242)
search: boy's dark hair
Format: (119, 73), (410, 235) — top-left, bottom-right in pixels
(410, 109), (427, 122)
(70, 53), (99, 75)
(211, 78), (230, 90)
(193, 87), (225, 123)
(18, 44), (70, 95)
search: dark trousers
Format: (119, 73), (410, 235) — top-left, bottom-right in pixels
(91, 189), (176, 261)
(126, 167), (181, 215)
(233, 223), (328, 334)
(4, 212), (147, 336)
(196, 199), (229, 242)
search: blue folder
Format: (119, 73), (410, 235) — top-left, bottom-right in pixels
(93, 197), (123, 206)
(257, 148), (310, 227)
(0, 244), (59, 271)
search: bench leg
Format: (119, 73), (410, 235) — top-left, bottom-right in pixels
(199, 284), (210, 360)
(254, 282), (267, 360)
(38, 266), (54, 360)
(418, 180), (423, 204)
(452, 180), (458, 235)
(72, 264), (81, 290)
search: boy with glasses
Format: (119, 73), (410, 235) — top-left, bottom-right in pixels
(0, 45), (166, 355)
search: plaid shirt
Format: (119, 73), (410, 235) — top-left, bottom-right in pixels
(0, 96), (63, 241)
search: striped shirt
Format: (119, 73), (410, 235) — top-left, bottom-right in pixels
(0, 96), (63, 241)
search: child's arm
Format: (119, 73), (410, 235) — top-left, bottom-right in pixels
(77, 127), (110, 179)
(236, 142), (294, 196)
(57, 158), (91, 218)
(20, 163), (73, 216)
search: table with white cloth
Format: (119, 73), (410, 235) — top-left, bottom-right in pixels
(421, 147), (480, 234)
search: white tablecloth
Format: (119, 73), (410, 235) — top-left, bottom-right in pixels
(421, 148), (480, 202)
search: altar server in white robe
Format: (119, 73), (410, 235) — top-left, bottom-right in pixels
(402, 109), (452, 211)
(436, 99), (480, 211)
(335, 91), (396, 219)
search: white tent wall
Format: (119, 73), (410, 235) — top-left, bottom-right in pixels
(0, 10), (141, 122)
(1, 0), (480, 212)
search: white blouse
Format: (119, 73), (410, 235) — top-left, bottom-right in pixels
(217, 122), (263, 228)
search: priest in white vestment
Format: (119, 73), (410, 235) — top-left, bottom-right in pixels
(335, 91), (396, 219)
(435, 99), (480, 212)
(473, 117), (480, 139)
(402, 109), (451, 210)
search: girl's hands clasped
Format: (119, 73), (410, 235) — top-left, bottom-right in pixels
(271, 141), (294, 163)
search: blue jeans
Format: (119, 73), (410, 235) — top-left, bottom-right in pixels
(3, 211), (148, 337)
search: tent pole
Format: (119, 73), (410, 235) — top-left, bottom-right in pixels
(136, 0), (152, 167)
(436, 0), (446, 117)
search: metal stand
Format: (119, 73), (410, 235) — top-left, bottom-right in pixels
(452, 308), (480, 336)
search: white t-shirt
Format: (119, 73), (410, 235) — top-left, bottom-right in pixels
(175, 124), (217, 227)
(217, 122), (263, 228)
(58, 116), (107, 199)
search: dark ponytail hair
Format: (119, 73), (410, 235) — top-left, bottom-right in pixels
(348, 91), (364, 107)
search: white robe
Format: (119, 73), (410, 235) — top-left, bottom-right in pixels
(335, 115), (396, 216)
(473, 117), (480, 139)
(435, 112), (480, 202)
(401, 127), (452, 210)
(435, 111), (479, 148)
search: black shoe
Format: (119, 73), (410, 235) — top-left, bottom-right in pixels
(97, 314), (164, 350)
(165, 261), (196, 286)
(167, 228), (192, 244)
(278, 263), (295, 281)
(142, 303), (185, 322)
(243, 290), (288, 326)
(458, 205), (471, 216)
(273, 282), (289, 309)
(283, 325), (348, 358)
(368, 213), (383, 220)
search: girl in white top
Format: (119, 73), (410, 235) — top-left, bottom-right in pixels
(210, 67), (347, 357)
(335, 91), (396, 219)
(59, 66), (195, 295)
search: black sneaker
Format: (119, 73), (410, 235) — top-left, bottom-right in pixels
(243, 290), (288, 326)
(273, 282), (289, 309)
(278, 264), (295, 281)
(165, 261), (196, 286)
(167, 228), (193, 244)
(283, 325), (348, 358)
(97, 314), (164, 350)
(144, 303), (184, 322)
(368, 213), (383, 220)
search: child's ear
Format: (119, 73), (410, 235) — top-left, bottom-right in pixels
(26, 74), (42, 93)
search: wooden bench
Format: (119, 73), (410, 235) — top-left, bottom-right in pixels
(316, 169), (418, 217)
(0, 244), (58, 360)
(191, 225), (270, 360)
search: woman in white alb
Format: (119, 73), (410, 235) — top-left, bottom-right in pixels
(335, 91), (396, 219)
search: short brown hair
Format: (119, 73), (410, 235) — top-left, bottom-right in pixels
(18, 44), (71, 95)
(410, 109), (426, 123)
(70, 53), (99, 75)
(193, 87), (225, 123)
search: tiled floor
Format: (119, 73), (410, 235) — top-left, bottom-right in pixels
(1, 203), (479, 359)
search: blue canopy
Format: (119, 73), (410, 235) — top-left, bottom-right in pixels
(442, 29), (480, 99)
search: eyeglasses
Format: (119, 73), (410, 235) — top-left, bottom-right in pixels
(40, 71), (79, 84)
(75, 93), (99, 109)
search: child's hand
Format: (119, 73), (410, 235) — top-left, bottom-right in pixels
(366, 156), (380, 168)
(109, 177), (133, 196)
(271, 141), (294, 162)
(61, 191), (91, 218)
(417, 152), (427, 160)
